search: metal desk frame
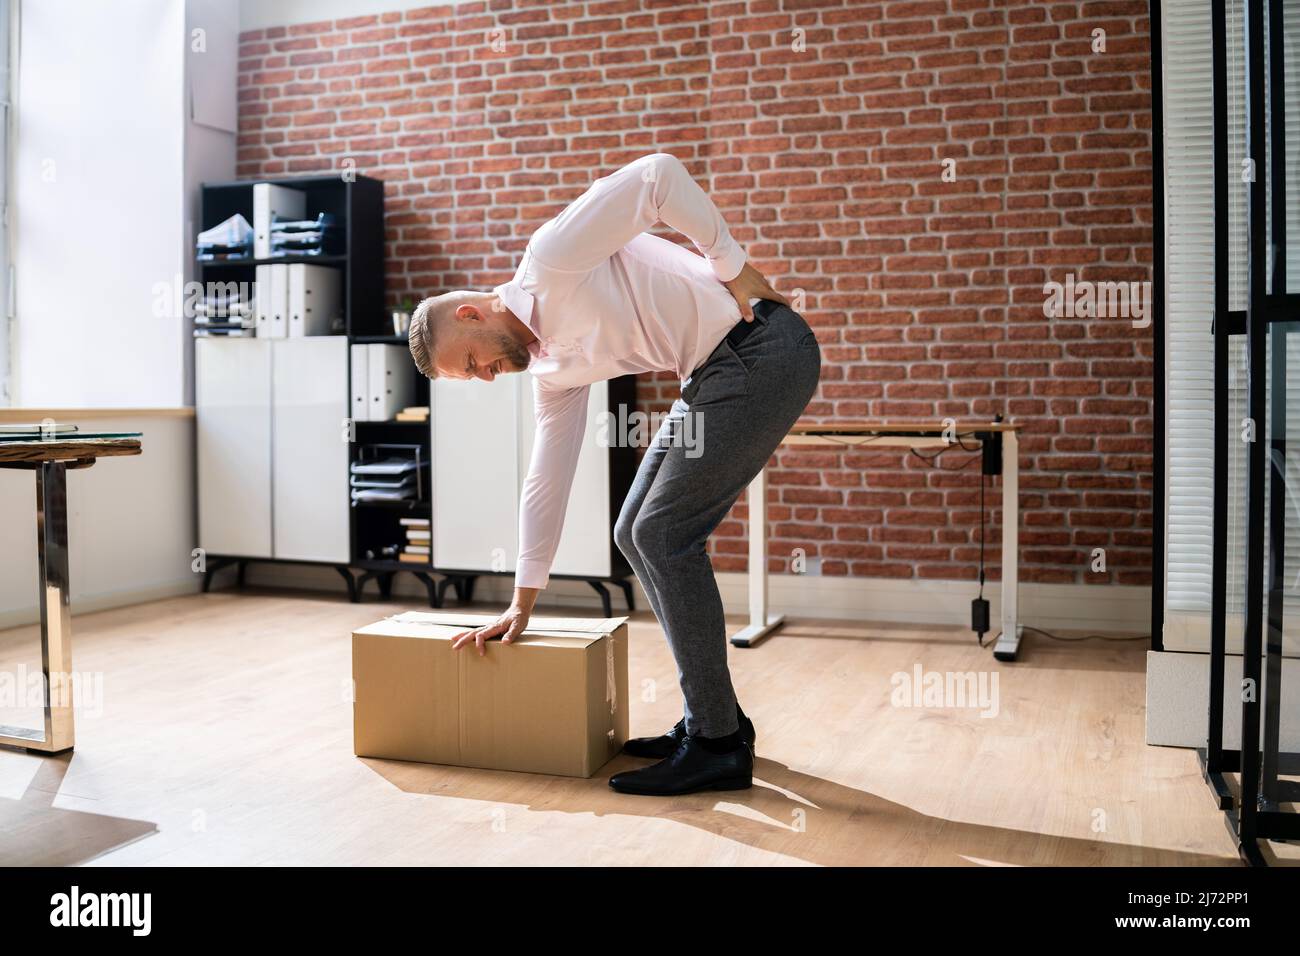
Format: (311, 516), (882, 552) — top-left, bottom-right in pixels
(731, 421), (1022, 660)
(0, 434), (142, 754)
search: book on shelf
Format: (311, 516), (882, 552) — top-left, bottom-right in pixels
(403, 544), (430, 555)
(398, 552), (428, 564)
(395, 406), (429, 422)
(398, 516), (430, 528)
(404, 529), (430, 543)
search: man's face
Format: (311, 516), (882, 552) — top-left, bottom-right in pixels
(434, 322), (532, 382)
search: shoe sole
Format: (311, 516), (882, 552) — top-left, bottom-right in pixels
(621, 736), (757, 761)
(609, 775), (752, 796)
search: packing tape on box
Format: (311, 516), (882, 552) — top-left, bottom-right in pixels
(381, 611), (627, 635)
(607, 638), (618, 743)
(379, 613), (618, 717)
(606, 638), (616, 714)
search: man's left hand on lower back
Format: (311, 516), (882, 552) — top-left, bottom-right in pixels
(723, 262), (789, 321)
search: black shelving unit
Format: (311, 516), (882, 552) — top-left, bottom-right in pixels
(196, 173), (446, 606)
(200, 253), (349, 267)
(196, 175), (636, 615)
(197, 174), (386, 337)
(349, 434), (434, 602)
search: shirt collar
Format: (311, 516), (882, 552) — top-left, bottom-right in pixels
(493, 279), (533, 332)
(494, 248), (538, 336)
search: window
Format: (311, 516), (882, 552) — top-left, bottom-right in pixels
(0, 0), (12, 405)
(1163, 0), (1300, 654)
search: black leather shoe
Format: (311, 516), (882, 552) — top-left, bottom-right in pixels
(622, 706), (756, 760)
(609, 736), (753, 796)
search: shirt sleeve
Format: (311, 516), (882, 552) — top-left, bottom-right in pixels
(515, 379), (591, 590)
(528, 152), (747, 282)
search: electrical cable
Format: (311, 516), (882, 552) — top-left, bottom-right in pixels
(980, 466), (985, 598)
(812, 434), (889, 448)
(811, 431), (983, 453)
(1019, 624), (1151, 642)
(985, 625), (1151, 646)
(886, 423), (1147, 650)
(907, 433), (982, 463)
(972, 468), (987, 647)
(890, 431), (989, 641)
(909, 446), (983, 469)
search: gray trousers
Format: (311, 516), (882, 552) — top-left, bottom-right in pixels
(613, 300), (822, 737)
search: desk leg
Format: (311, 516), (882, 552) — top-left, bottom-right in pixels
(0, 462), (76, 754)
(993, 431), (1023, 662)
(731, 464), (785, 648)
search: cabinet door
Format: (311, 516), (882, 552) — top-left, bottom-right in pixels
(196, 338), (273, 558)
(518, 376), (611, 578)
(432, 377), (520, 572)
(271, 338), (350, 562)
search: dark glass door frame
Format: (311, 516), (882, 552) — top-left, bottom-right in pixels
(1151, 0), (1165, 653)
(1202, 0), (1300, 865)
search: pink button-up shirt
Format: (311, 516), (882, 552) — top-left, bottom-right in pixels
(494, 153), (748, 589)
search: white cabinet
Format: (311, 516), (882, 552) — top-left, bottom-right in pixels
(196, 337), (349, 563)
(431, 376), (522, 572)
(271, 338), (350, 562)
(196, 338), (273, 558)
(518, 379), (612, 577)
(431, 373), (634, 580)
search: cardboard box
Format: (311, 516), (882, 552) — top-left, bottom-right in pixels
(352, 611), (629, 777)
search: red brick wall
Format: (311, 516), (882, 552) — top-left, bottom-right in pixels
(236, 0), (1153, 587)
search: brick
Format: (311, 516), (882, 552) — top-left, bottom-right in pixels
(235, 2), (1154, 586)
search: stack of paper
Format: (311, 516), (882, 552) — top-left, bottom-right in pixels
(349, 457), (427, 504)
(194, 286), (255, 336)
(271, 212), (343, 256)
(196, 214), (253, 261)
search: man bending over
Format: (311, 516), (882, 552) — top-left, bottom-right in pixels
(407, 153), (821, 796)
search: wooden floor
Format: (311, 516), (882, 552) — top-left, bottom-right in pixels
(0, 589), (1287, 866)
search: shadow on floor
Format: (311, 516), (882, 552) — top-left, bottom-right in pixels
(0, 754), (158, 866)
(734, 622), (1150, 676)
(363, 752), (1241, 867)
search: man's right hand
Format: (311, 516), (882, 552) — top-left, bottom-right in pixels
(450, 587), (539, 656)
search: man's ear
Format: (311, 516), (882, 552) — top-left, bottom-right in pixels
(453, 302), (484, 324)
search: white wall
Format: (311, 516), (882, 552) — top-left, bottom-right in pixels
(184, 0), (240, 406)
(1, 2), (234, 622)
(0, 4), (13, 406)
(238, 0), (459, 31)
(11, 0), (236, 409)
(12, 0), (187, 407)
(0, 412), (200, 627)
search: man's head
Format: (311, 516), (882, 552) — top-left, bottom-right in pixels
(408, 290), (534, 382)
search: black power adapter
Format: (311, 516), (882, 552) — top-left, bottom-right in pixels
(972, 596), (990, 641)
(971, 414), (1002, 645)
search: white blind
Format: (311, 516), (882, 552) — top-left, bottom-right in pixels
(1270, 3), (1300, 636)
(1164, 0), (1300, 655)
(1163, 0), (1219, 635)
